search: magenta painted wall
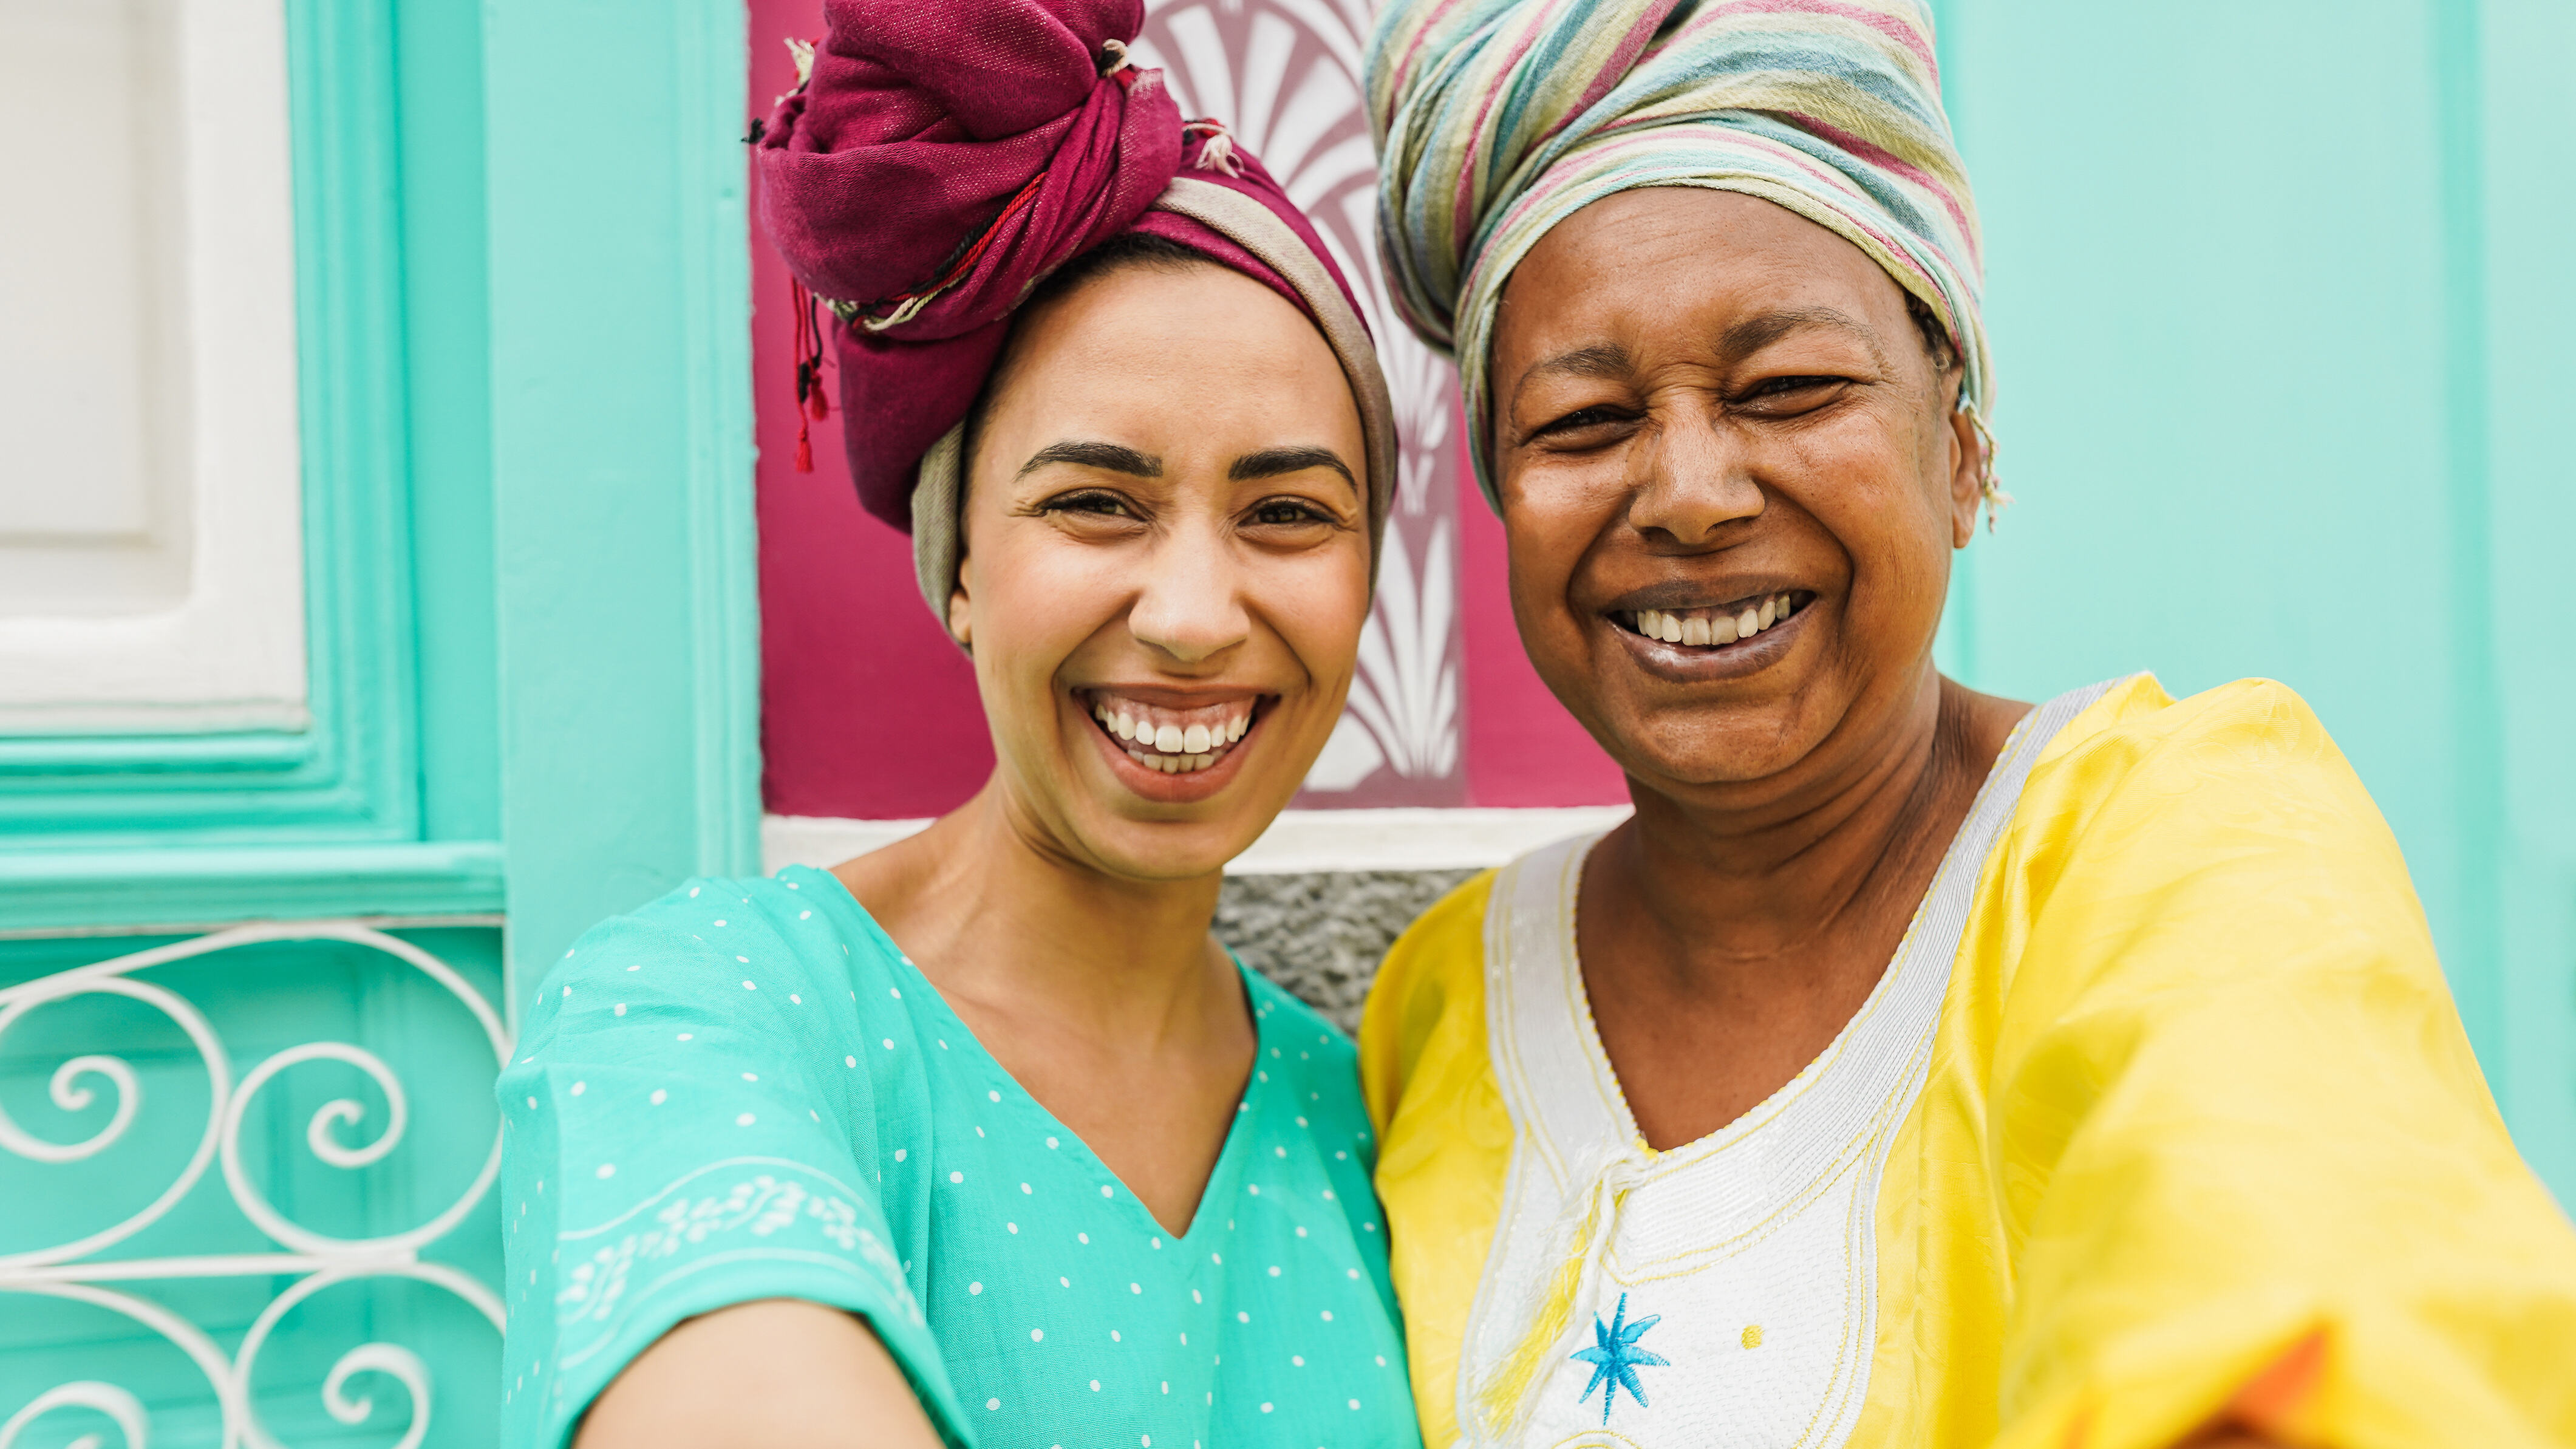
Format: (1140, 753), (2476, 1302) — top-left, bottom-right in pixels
(1451, 425), (1628, 808)
(749, 10), (991, 820)
(747, 2), (1623, 819)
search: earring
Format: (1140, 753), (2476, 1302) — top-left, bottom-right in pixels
(1965, 407), (2013, 533)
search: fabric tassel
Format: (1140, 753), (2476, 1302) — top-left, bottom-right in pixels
(789, 278), (829, 472)
(1468, 1144), (1651, 1442)
(1183, 118), (1244, 178)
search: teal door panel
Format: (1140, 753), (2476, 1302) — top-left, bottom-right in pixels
(1932, 0), (2576, 1197)
(1, 0), (756, 1440)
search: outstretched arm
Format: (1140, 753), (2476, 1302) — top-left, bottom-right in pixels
(575, 1300), (944, 1449)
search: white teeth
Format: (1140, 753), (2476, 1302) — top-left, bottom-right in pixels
(1633, 595), (1804, 647)
(1094, 694), (1255, 766)
(1134, 750), (1218, 773)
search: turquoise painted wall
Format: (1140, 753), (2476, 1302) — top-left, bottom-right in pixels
(1931, 0), (2576, 1198)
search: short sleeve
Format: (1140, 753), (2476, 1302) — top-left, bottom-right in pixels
(497, 882), (972, 1449)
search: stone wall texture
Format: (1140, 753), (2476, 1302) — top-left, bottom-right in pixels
(1215, 869), (1479, 1035)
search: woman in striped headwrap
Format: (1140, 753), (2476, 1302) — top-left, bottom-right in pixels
(1356, 2), (2576, 1447)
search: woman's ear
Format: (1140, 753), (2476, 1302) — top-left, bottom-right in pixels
(1944, 404), (1983, 549)
(946, 581), (973, 648)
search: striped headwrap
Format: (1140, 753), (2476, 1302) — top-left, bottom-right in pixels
(1367, 0), (1995, 512)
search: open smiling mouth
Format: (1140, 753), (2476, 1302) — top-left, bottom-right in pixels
(1615, 590), (1813, 650)
(1082, 692), (1265, 774)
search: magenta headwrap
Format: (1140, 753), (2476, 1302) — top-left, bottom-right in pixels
(757, 0), (1397, 615)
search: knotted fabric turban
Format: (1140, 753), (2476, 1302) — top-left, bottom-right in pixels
(1366, 0), (1991, 508)
(760, 0), (1397, 615)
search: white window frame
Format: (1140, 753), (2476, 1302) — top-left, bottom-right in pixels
(0, 0), (307, 736)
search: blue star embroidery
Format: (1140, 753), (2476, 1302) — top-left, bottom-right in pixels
(1570, 1292), (1669, 1424)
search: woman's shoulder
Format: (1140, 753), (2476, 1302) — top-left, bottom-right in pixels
(1369, 869), (1494, 1006)
(607, 867), (895, 971)
(525, 867), (909, 1048)
(1356, 869), (1495, 1132)
(2029, 673), (2357, 800)
(1991, 673), (2436, 1005)
(2012, 673), (2399, 865)
(1242, 966), (1358, 1065)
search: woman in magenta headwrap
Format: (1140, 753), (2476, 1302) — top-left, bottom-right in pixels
(494, 3), (1421, 1447)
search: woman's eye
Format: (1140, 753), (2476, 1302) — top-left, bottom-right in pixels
(1531, 405), (1632, 440)
(1737, 376), (1849, 410)
(1248, 498), (1332, 528)
(1038, 489), (1135, 518)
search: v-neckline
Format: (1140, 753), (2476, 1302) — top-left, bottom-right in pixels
(797, 865), (1265, 1247)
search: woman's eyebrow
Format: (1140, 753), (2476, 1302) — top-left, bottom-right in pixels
(1719, 307), (1884, 367)
(1017, 439), (1162, 479)
(1230, 445), (1357, 492)
(1510, 343), (1630, 412)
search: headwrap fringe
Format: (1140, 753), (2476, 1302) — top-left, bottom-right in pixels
(1468, 1144), (1653, 1440)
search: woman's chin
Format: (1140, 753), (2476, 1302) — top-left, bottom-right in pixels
(1598, 700), (1833, 792)
(1042, 721), (1300, 880)
(1055, 808), (1266, 883)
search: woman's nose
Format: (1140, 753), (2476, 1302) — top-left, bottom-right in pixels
(1625, 407), (1764, 545)
(1127, 527), (1252, 665)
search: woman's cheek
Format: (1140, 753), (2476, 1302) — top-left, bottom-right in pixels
(1270, 544), (1371, 695)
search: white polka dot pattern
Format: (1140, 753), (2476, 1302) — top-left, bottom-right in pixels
(497, 867), (1412, 1449)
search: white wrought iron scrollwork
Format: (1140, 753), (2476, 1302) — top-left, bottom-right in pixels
(0, 922), (510, 1449)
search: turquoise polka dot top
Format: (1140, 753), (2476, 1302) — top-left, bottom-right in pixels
(499, 866), (1420, 1449)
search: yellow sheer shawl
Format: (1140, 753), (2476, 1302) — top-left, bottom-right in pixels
(1361, 677), (2576, 1448)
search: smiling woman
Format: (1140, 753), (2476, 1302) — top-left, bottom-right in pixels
(491, 4), (1420, 1448)
(1358, 2), (2576, 1448)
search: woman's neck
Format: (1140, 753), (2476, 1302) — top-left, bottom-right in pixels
(834, 778), (1234, 1046)
(1578, 667), (2030, 1148)
(833, 777), (1255, 1235)
(1611, 667), (1980, 967)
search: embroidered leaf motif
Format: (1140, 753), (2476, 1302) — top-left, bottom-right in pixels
(556, 1173), (914, 1332)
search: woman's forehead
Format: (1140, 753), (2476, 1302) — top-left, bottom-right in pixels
(1515, 189), (1901, 317)
(1496, 191), (1912, 372)
(993, 271), (1358, 437)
